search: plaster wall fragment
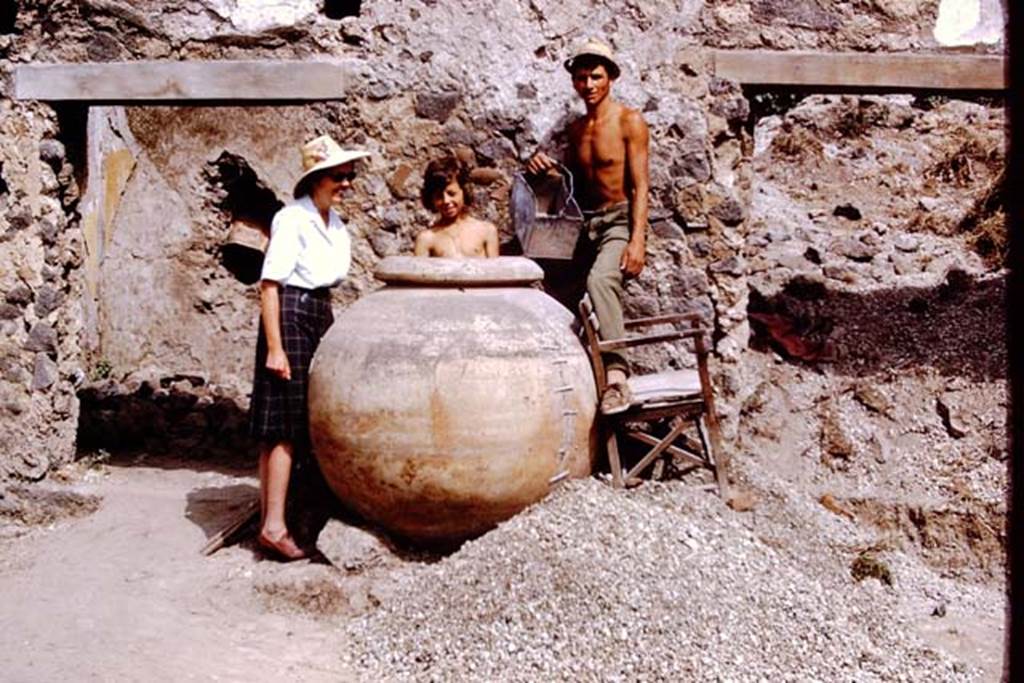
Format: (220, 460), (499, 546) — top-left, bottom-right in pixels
(933, 0), (1004, 46)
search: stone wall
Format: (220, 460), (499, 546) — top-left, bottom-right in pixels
(702, 0), (1005, 51)
(0, 98), (83, 479)
(0, 0), (1007, 476)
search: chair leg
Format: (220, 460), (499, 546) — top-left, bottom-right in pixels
(625, 418), (688, 483)
(606, 429), (624, 488)
(697, 414), (730, 499)
(651, 456), (666, 481)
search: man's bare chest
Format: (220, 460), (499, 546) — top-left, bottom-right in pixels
(572, 126), (625, 169)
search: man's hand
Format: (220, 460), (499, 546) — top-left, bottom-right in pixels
(525, 152), (559, 176)
(265, 347), (291, 380)
(620, 237), (646, 277)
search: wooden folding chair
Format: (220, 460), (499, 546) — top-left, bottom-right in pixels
(578, 296), (731, 496)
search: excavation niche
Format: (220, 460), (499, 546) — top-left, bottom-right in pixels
(208, 151), (282, 285)
(308, 256), (598, 544)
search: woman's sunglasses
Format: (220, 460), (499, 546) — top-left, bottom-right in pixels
(327, 169), (357, 183)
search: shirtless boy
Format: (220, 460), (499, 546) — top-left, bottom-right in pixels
(527, 39), (650, 415)
(414, 155), (498, 258)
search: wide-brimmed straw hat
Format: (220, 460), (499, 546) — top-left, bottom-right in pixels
(293, 134), (369, 198)
(563, 38), (621, 79)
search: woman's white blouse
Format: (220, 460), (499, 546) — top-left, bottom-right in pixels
(260, 195), (352, 289)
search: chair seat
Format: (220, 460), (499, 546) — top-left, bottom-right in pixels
(627, 369), (702, 407)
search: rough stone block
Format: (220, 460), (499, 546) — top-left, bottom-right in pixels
(34, 286), (62, 318)
(31, 355), (57, 391)
(23, 323), (57, 355)
(414, 92), (461, 123)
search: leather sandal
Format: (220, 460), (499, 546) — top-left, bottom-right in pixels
(600, 381), (633, 415)
(258, 530), (308, 561)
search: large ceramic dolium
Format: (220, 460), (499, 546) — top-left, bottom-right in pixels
(308, 256), (597, 542)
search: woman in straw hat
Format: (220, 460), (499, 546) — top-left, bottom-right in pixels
(248, 134), (368, 560)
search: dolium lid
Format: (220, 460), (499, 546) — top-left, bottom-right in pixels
(374, 256), (544, 287)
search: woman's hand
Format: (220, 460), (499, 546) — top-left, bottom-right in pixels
(266, 347), (291, 380)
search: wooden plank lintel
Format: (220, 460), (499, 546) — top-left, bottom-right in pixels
(14, 60), (349, 101)
(14, 52), (1007, 102)
(712, 49), (1006, 91)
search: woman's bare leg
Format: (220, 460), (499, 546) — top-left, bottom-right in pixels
(257, 440), (306, 559)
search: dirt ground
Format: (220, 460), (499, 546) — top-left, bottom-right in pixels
(0, 457), (359, 682)
(0, 443), (1007, 681)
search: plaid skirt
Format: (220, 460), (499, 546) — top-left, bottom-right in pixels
(248, 285), (334, 451)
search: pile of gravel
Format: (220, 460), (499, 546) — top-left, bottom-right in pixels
(341, 479), (973, 681)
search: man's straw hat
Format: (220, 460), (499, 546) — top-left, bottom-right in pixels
(293, 134), (369, 198)
(563, 38), (621, 79)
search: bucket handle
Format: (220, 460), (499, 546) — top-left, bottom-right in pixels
(522, 161), (580, 220)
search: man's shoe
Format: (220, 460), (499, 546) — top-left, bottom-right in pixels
(600, 381), (633, 415)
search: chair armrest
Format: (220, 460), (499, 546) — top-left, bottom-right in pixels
(596, 327), (710, 353)
(623, 313), (706, 329)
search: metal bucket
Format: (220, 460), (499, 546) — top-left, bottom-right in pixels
(511, 164), (584, 260)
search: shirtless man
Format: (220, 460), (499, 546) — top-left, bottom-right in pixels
(415, 155), (498, 258)
(527, 38), (650, 415)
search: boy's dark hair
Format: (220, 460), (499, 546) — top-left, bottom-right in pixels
(421, 155), (473, 211)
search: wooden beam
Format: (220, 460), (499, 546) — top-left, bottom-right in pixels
(13, 52), (1007, 102)
(14, 60), (349, 101)
(712, 50), (1006, 91)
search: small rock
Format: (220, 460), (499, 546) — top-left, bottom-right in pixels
(832, 236), (879, 262)
(823, 263), (858, 284)
(832, 204), (862, 221)
(368, 231), (402, 258)
(414, 92), (461, 123)
(766, 224), (793, 242)
(894, 233), (920, 252)
(926, 256), (953, 274)
(853, 383), (893, 417)
(891, 251), (920, 275)
(850, 553), (893, 586)
(818, 493), (855, 520)
(39, 139), (66, 170)
(709, 95), (750, 125)
(650, 219), (685, 240)
(726, 489), (758, 512)
(932, 603), (947, 618)
(31, 354), (58, 391)
(708, 255), (745, 276)
(23, 323), (57, 355)
(386, 164), (417, 199)
(34, 286), (63, 318)
(710, 195), (746, 226)
(867, 433), (890, 464)
(917, 196), (939, 212)
(515, 83), (537, 100)
(5, 285), (32, 306)
(38, 217), (59, 246)
(6, 207), (32, 232)
(858, 230), (881, 247)
(936, 396), (968, 438)
(317, 519), (390, 572)
(468, 167), (504, 185)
